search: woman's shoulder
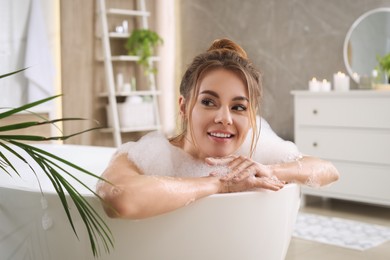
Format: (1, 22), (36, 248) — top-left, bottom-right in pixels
(238, 117), (302, 164)
(116, 131), (168, 153)
(114, 131), (176, 176)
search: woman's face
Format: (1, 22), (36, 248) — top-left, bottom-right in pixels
(182, 68), (251, 160)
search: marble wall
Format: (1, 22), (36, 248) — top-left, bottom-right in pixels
(179, 0), (390, 140)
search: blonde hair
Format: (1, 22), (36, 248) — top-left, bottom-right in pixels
(173, 39), (262, 157)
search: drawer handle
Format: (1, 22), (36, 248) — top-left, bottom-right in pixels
(313, 142), (318, 147)
(312, 109), (318, 115)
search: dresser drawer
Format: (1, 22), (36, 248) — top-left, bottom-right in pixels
(302, 161), (390, 205)
(295, 127), (390, 165)
(295, 95), (390, 128)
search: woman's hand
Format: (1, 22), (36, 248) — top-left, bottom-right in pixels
(206, 156), (284, 192)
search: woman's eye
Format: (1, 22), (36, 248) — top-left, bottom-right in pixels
(232, 104), (247, 111)
(201, 98), (215, 107)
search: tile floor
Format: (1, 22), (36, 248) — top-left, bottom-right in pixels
(285, 196), (390, 260)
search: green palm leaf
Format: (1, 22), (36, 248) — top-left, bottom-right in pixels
(0, 94), (61, 119)
(0, 68), (28, 79)
(0, 69), (114, 257)
(0, 118), (90, 132)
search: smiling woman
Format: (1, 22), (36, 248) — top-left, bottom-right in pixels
(96, 39), (339, 220)
(181, 69), (251, 159)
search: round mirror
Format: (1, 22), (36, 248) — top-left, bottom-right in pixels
(343, 8), (390, 83)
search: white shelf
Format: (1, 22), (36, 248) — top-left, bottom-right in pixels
(98, 90), (160, 97)
(96, 55), (160, 62)
(121, 125), (161, 132)
(96, 32), (129, 38)
(108, 32), (130, 38)
(101, 125), (161, 133)
(110, 55), (160, 62)
(107, 8), (150, 17)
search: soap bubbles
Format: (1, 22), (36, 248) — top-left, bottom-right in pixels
(119, 117), (303, 179)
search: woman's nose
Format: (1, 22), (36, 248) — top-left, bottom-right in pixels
(214, 107), (233, 125)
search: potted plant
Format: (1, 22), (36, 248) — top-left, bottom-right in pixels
(125, 29), (163, 74)
(0, 69), (113, 257)
(376, 53), (390, 85)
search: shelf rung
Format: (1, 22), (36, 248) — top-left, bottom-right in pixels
(108, 32), (130, 38)
(101, 125), (161, 133)
(120, 125), (161, 132)
(96, 32), (129, 38)
(110, 55), (160, 62)
(107, 8), (150, 17)
(98, 91), (161, 97)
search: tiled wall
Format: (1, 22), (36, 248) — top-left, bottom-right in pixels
(179, 0), (390, 140)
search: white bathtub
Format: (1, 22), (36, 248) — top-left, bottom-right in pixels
(0, 144), (300, 260)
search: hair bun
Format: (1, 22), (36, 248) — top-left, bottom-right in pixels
(207, 38), (248, 59)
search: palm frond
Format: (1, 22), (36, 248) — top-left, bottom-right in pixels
(0, 68), (28, 79)
(0, 87), (113, 257)
(0, 142), (40, 180)
(0, 126), (102, 141)
(0, 118), (93, 132)
(0, 95), (61, 120)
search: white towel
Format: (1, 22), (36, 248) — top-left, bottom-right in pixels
(24, 0), (55, 104)
(0, 0), (13, 107)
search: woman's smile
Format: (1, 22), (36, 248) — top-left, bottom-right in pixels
(207, 130), (235, 143)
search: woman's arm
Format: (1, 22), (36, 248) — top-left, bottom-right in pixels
(270, 156), (339, 187)
(97, 154), (285, 219)
(97, 154), (221, 219)
(207, 155), (339, 187)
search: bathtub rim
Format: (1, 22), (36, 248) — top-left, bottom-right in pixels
(0, 181), (299, 198)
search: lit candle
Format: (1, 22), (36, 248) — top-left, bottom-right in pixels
(309, 77), (320, 92)
(333, 72), (350, 91)
(321, 79), (331, 92)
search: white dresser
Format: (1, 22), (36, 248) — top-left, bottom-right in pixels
(292, 90), (390, 207)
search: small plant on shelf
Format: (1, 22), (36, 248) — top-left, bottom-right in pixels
(125, 29), (163, 74)
(376, 53), (390, 84)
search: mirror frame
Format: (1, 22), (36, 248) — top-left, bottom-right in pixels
(343, 7), (390, 83)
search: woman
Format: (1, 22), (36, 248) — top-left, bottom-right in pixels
(97, 39), (339, 219)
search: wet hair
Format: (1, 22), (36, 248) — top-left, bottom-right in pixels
(173, 38), (262, 157)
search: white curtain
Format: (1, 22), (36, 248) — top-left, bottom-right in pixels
(0, 0), (56, 109)
(24, 0), (55, 105)
(0, 0), (30, 108)
(156, 0), (176, 136)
